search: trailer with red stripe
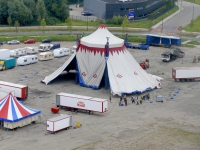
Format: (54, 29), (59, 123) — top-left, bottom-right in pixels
(56, 93), (108, 114)
(172, 67), (200, 82)
(47, 114), (72, 133)
(0, 81), (28, 99)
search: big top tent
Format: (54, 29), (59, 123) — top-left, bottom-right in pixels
(42, 24), (162, 96)
(0, 93), (41, 129)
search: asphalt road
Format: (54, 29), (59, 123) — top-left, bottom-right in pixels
(154, 1), (200, 33)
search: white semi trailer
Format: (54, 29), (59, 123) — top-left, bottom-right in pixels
(172, 67), (200, 82)
(56, 93), (108, 114)
(0, 81), (28, 99)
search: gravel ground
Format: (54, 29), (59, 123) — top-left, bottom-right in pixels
(0, 42), (200, 150)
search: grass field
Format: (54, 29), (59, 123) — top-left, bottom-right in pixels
(183, 16), (200, 32)
(184, 0), (200, 5)
(0, 34), (146, 43)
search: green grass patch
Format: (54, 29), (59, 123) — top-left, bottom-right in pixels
(187, 40), (200, 45)
(184, 0), (200, 5)
(178, 33), (198, 37)
(0, 34), (144, 43)
(183, 16), (200, 32)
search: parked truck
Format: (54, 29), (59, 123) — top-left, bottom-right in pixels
(172, 67), (200, 82)
(0, 81), (28, 99)
(126, 42), (149, 50)
(0, 57), (16, 71)
(0, 49), (10, 59)
(56, 93), (108, 114)
(161, 48), (185, 62)
(47, 114), (72, 133)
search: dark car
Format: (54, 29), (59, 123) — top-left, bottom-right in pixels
(0, 42), (3, 45)
(24, 39), (36, 44)
(81, 11), (92, 16)
(42, 39), (51, 43)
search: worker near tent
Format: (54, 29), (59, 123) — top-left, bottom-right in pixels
(131, 96), (136, 103)
(124, 98), (127, 106)
(140, 96), (143, 104)
(136, 95), (139, 105)
(119, 97), (122, 106)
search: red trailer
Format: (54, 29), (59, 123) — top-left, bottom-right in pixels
(0, 81), (28, 99)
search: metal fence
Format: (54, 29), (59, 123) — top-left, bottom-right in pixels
(70, 15), (97, 22)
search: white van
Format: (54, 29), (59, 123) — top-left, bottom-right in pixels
(17, 55), (38, 66)
(26, 46), (39, 54)
(39, 52), (54, 61)
(72, 45), (77, 53)
(39, 44), (51, 52)
(53, 48), (70, 57)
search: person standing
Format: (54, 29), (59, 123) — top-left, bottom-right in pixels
(119, 97), (122, 106)
(140, 96), (143, 104)
(124, 98), (127, 106)
(131, 96), (135, 103)
(136, 95), (139, 105)
(109, 95), (112, 103)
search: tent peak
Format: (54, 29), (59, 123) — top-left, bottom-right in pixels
(99, 24), (106, 29)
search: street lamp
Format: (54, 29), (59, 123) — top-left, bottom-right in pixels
(161, 14), (163, 32)
(87, 16), (88, 31)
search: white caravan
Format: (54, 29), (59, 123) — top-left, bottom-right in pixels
(39, 52), (54, 61)
(72, 45), (77, 53)
(39, 44), (51, 52)
(17, 55), (38, 66)
(10, 48), (27, 57)
(26, 46), (39, 54)
(53, 48), (70, 57)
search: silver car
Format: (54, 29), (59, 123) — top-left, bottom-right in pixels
(7, 40), (20, 45)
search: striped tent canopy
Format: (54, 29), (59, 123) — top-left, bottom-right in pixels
(0, 93), (41, 122)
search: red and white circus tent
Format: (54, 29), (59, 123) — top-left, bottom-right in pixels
(42, 24), (161, 96)
(0, 93), (41, 129)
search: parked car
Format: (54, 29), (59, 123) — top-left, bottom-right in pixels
(24, 39), (36, 44)
(0, 42), (3, 45)
(7, 40), (20, 45)
(42, 39), (51, 43)
(81, 11), (92, 16)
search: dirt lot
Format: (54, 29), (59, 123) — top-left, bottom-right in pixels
(0, 42), (200, 150)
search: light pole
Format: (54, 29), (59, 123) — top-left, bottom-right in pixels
(161, 14), (163, 32)
(192, 4), (194, 20)
(87, 16), (88, 31)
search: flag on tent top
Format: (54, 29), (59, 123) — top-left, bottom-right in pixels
(0, 93), (41, 122)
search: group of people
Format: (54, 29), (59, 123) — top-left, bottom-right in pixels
(119, 93), (150, 106)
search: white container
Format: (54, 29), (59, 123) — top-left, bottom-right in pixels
(172, 67), (200, 81)
(56, 93), (108, 113)
(17, 55), (38, 66)
(39, 52), (54, 61)
(53, 48), (70, 57)
(0, 49), (10, 59)
(0, 81), (28, 99)
(47, 114), (72, 133)
(39, 44), (51, 52)
(26, 46), (39, 54)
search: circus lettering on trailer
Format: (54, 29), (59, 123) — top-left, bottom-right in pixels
(77, 101), (85, 108)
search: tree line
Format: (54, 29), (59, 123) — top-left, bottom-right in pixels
(0, 0), (73, 26)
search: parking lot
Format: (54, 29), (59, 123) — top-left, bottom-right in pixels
(0, 42), (200, 150)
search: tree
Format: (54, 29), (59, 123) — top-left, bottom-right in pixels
(7, 16), (12, 26)
(65, 17), (72, 32)
(14, 20), (20, 32)
(37, 15), (42, 25)
(36, 0), (47, 19)
(121, 15), (129, 32)
(40, 18), (46, 33)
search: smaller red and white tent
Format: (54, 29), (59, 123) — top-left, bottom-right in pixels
(0, 93), (41, 129)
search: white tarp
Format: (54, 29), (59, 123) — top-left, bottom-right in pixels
(107, 50), (160, 95)
(42, 52), (76, 85)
